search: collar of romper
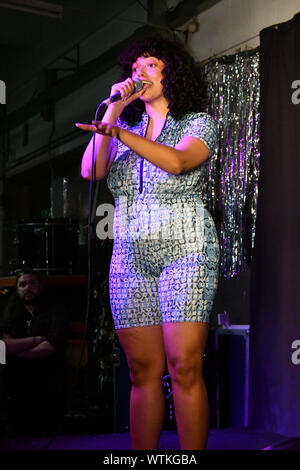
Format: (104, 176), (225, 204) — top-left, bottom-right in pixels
(141, 111), (173, 133)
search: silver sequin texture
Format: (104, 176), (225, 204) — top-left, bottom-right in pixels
(203, 50), (260, 277)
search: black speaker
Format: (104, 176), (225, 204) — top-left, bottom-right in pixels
(216, 325), (250, 427)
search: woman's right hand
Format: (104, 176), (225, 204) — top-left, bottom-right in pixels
(76, 78), (145, 133)
(108, 77), (145, 114)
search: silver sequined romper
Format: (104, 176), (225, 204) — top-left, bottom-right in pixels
(107, 111), (219, 329)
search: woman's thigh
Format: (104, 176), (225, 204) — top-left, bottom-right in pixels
(109, 263), (162, 329)
(116, 325), (166, 381)
(158, 253), (218, 324)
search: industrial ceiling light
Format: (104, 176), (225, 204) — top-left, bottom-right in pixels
(0, 0), (63, 19)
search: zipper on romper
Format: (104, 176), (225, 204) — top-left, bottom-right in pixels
(138, 114), (168, 194)
(139, 158), (144, 193)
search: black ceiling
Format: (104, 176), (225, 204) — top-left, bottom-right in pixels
(0, 0), (141, 88)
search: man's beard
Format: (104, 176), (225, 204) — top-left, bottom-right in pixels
(20, 291), (38, 305)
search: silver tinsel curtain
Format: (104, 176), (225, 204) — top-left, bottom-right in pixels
(203, 48), (260, 278)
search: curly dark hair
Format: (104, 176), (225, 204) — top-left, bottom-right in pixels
(118, 35), (208, 126)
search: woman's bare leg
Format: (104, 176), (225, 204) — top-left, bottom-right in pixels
(117, 325), (166, 450)
(163, 322), (209, 450)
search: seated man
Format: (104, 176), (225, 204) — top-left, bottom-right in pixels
(0, 270), (69, 437)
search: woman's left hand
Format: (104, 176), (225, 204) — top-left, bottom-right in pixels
(76, 121), (120, 138)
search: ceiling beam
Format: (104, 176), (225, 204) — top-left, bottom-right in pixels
(162, 0), (221, 29)
(0, 0), (63, 19)
(0, 25), (158, 131)
(0, 0), (221, 131)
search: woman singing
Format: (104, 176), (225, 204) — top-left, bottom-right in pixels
(77, 35), (219, 450)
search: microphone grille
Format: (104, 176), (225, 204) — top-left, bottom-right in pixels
(133, 78), (143, 92)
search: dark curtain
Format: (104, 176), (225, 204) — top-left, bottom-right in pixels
(249, 13), (300, 436)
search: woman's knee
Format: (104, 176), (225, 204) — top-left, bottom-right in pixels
(128, 357), (165, 387)
(117, 324), (165, 387)
(167, 356), (203, 390)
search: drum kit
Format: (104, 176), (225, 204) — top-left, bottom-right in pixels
(11, 218), (80, 275)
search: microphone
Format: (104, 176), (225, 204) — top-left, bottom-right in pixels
(100, 78), (144, 109)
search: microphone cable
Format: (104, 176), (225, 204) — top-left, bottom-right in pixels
(42, 78), (144, 449)
(42, 103), (107, 450)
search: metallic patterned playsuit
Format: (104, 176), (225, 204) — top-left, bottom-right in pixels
(107, 111), (219, 329)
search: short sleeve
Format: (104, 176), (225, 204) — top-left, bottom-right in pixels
(183, 113), (218, 157)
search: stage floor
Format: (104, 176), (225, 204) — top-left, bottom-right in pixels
(0, 427), (289, 451)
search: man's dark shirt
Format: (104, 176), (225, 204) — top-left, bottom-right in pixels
(0, 293), (69, 406)
(0, 294), (69, 358)
(0, 290), (70, 436)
